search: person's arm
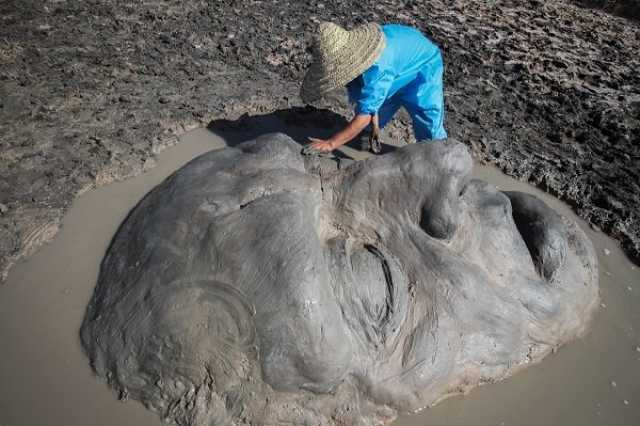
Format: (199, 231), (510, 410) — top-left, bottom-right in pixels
(308, 114), (372, 152)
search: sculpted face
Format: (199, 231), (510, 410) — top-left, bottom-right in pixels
(81, 133), (598, 425)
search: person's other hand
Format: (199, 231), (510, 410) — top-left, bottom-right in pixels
(307, 138), (336, 152)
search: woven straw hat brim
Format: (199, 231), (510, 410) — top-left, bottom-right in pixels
(301, 23), (386, 103)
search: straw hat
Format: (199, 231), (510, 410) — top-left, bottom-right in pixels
(301, 22), (386, 103)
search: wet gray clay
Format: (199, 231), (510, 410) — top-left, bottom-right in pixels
(81, 134), (599, 425)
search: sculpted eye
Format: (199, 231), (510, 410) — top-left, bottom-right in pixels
(353, 244), (395, 328)
(321, 233), (410, 356)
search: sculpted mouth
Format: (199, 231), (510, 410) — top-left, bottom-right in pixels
(505, 191), (568, 281)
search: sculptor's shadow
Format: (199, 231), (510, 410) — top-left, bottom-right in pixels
(207, 106), (399, 158)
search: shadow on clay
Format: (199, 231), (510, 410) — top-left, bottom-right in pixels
(206, 106), (399, 158)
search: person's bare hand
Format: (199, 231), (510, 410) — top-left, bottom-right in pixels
(307, 137), (336, 152)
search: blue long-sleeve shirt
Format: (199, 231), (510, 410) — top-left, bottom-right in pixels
(347, 24), (443, 115)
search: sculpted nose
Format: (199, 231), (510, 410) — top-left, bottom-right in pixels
(420, 198), (459, 240)
(419, 176), (466, 240)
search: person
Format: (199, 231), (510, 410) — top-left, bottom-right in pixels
(301, 22), (447, 153)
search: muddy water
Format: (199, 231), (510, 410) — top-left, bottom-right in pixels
(0, 129), (638, 426)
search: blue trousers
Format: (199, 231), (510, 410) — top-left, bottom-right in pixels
(377, 53), (447, 141)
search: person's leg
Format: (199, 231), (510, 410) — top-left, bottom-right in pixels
(377, 95), (403, 129)
(402, 53), (447, 142)
(359, 96), (402, 152)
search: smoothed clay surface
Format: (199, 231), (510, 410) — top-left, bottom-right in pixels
(81, 134), (599, 425)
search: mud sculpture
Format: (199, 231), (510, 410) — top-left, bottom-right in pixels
(81, 134), (599, 425)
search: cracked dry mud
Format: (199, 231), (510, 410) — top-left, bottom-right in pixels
(0, 0), (638, 283)
(80, 135), (599, 425)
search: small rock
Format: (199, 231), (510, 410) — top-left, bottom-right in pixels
(605, 271), (612, 277)
(119, 388), (129, 401)
(0, 203), (8, 214)
(628, 286), (633, 291)
(159, 96), (170, 104)
(604, 248), (611, 256)
(611, 381), (617, 387)
(623, 400), (629, 405)
(142, 158), (156, 171)
(600, 303), (607, 308)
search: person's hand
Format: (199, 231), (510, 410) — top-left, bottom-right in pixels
(307, 137), (336, 152)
